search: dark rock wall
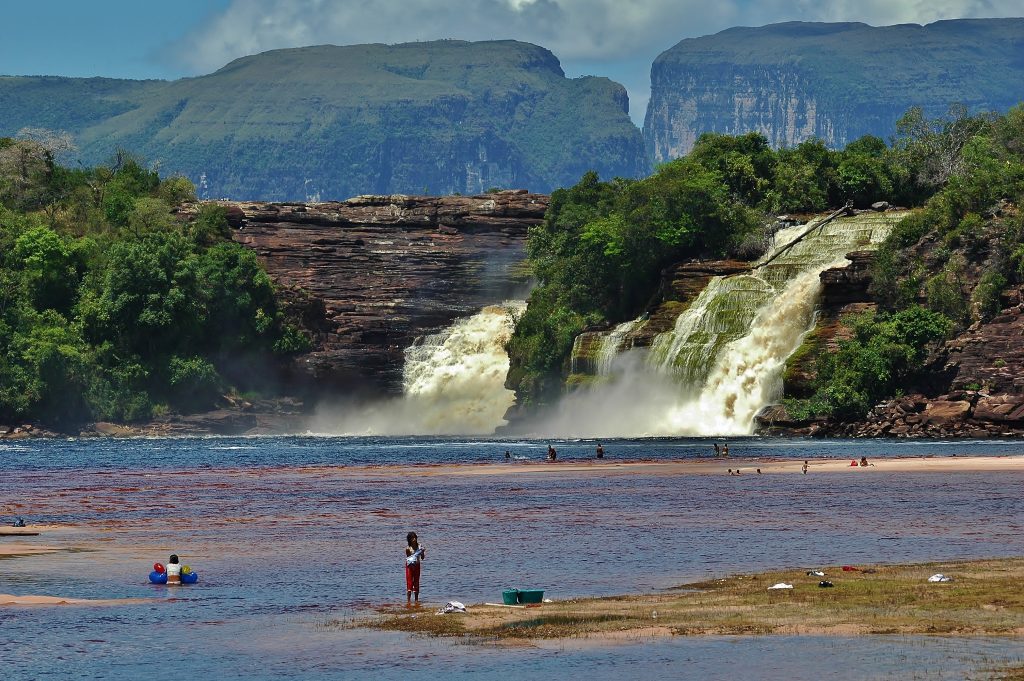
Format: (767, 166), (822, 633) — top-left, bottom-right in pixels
(221, 191), (547, 396)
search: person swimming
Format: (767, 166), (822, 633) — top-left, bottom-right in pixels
(166, 554), (182, 585)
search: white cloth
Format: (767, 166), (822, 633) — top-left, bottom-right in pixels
(768, 582), (793, 590)
(406, 547), (423, 565)
(166, 562), (182, 577)
(927, 573), (952, 582)
(436, 601), (466, 614)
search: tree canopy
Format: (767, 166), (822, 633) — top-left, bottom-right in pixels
(0, 141), (309, 427)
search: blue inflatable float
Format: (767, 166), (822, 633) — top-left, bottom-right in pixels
(148, 570), (199, 584)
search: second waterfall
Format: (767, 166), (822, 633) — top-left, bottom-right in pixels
(542, 211), (907, 437)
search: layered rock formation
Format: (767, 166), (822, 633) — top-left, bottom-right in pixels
(220, 191), (547, 396)
(645, 19), (1024, 161)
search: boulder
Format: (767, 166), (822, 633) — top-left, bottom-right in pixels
(93, 422), (136, 437)
(921, 400), (971, 426)
(972, 394), (1024, 423)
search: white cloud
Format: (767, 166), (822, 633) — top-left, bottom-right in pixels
(735, 0), (1024, 28)
(171, 0), (1024, 123)
(174, 0), (741, 74)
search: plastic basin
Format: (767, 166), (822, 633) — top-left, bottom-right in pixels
(502, 589), (519, 605)
(518, 589), (544, 604)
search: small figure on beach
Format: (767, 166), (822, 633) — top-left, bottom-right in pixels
(596, 443), (604, 459)
(860, 456), (873, 467)
(802, 461), (809, 474)
(504, 450), (511, 460)
(756, 468), (762, 474)
(722, 443), (729, 457)
(166, 554), (182, 585)
(405, 531), (425, 604)
(727, 469), (732, 475)
(547, 445), (557, 461)
(12, 516), (25, 527)
(713, 443), (721, 457)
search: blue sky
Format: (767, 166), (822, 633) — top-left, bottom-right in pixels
(2, 0), (1021, 123)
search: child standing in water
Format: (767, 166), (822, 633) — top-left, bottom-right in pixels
(405, 532), (425, 604)
(166, 554), (182, 585)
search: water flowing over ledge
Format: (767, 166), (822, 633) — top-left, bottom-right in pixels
(312, 301), (524, 435)
(550, 212), (906, 437)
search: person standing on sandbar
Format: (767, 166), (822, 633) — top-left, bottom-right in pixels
(405, 531), (425, 605)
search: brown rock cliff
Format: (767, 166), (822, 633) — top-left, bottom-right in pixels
(216, 191), (547, 396)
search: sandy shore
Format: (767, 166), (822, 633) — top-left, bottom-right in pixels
(369, 557), (1024, 641)
(0, 594), (154, 606)
(360, 454), (1024, 477)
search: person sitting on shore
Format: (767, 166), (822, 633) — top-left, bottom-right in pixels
(860, 456), (873, 467)
(166, 554), (182, 585)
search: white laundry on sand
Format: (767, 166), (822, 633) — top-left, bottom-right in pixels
(436, 601), (467, 614)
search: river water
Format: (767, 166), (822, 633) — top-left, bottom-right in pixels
(2, 436), (1022, 679)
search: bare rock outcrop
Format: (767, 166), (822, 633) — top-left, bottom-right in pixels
(210, 191), (548, 396)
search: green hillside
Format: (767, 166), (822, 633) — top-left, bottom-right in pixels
(0, 41), (648, 200)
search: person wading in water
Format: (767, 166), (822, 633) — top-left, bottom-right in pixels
(405, 532), (425, 605)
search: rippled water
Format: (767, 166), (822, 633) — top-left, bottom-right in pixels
(2, 437), (1022, 679)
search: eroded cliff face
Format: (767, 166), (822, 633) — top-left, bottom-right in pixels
(645, 66), (842, 163)
(221, 191), (547, 396)
(645, 20), (1024, 161)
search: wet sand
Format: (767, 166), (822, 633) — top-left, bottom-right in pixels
(333, 454), (1024, 477)
(0, 593), (154, 606)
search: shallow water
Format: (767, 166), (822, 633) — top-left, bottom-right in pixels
(1, 437), (1022, 679)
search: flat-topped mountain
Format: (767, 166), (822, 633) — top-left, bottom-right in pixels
(0, 41), (647, 200)
(644, 19), (1024, 161)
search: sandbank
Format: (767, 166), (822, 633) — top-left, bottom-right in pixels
(0, 542), (61, 557)
(364, 454), (1024, 478)
(0, 593), (153, 607)
(367, 557), (1024, 641)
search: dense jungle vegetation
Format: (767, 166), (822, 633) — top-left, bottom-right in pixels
(508, 105), (1024, 419)
(0, 133), (308, 428)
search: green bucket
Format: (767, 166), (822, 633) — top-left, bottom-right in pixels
(502, 589), (519, 605)
(518, 589), (544, 604)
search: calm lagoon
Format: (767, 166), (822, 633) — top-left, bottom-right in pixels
(2, 436), (1022, 679)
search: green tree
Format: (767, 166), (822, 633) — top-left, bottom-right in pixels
(12, 225), (79, 312)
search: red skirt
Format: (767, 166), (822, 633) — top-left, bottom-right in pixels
(405, 562), (421, 592)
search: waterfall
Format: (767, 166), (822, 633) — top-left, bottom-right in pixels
(597, 319), (644, 376)
(319, 301), (524, 435)
(536, 212), (905, 437)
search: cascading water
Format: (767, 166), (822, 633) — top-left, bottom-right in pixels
(538, 212), (906, 437)
(597, 319), (645, 376)
(320, 301), (525, 435)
